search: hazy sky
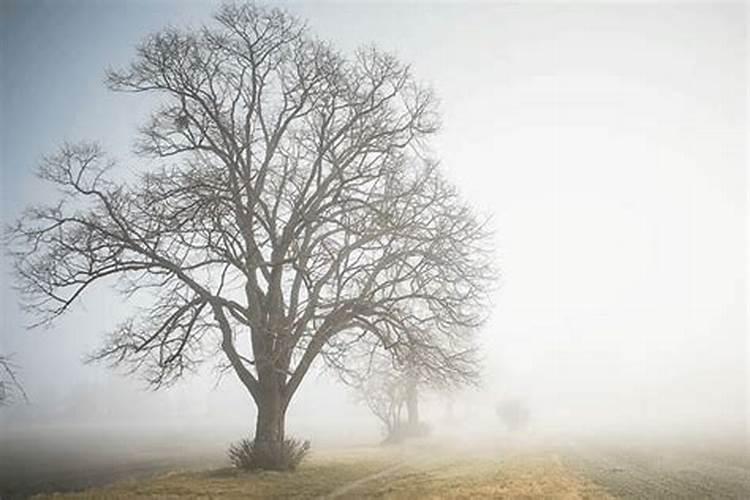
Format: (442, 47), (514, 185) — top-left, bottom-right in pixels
(1, 1), (747, 440)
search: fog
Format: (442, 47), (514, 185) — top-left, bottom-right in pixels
(1, 0), (747, 484)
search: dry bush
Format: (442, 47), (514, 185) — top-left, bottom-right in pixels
(228, 437), (311, 472)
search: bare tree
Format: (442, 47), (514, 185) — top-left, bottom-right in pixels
(7, 2), (494, 467)
(355, 356), (409, 442)
(351, 341), (479, 443)
(496, 398), (530, 433)
(0, 355), (28, 406)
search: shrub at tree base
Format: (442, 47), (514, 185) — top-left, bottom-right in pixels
(228, 437), (311, 472)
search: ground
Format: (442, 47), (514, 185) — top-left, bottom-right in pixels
(28, 446), (612, 499)
(561, 438), (750, 499)
(6, 434), (748, 499)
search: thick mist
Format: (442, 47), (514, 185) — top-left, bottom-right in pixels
(1, 0), (747, 471)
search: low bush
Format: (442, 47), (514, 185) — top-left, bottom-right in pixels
(228, 437), (311, 471)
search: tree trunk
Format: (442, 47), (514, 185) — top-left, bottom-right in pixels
(406, 375), (419, 429)
(253, 375), (288, 469)
(256, 392), (286, 444)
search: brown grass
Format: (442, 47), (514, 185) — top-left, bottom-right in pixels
(33, 446), (612, 499)
(339, 451), (612, 499)
(33, 449), (392, 500)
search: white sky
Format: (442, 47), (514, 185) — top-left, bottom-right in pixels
(1, 1), (747, 440)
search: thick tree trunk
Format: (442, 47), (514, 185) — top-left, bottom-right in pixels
(253, 373), (288, 469)
(255, 391), (286, 444)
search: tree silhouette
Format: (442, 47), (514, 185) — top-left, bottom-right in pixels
(7, 2), (494, 468)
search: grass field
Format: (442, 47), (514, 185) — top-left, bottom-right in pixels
(31, 445), (612, 499)
(4, 434), (748, 499)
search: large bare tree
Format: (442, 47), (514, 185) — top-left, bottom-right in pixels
(7, 3), (493, 467)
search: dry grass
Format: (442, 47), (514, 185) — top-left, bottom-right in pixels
(342, 451), (612, 499)
(33, 449), (393, 500)
(33, 446), (612, 499)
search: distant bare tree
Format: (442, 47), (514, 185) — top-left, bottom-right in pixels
(352, 343), (479, 443)
(356, 356), (409, 442)
(6, 2), (493, 468)
(496, 398), (530, 432)
(0, 355), (27, 406)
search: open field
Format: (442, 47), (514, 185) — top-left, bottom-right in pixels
(3, 432), (749, 499)
(561, 439), (750, 499)
(25, 445), (613, 500)
(0, 427), (227, 499)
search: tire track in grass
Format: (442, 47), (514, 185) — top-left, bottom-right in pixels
(318, 445), (454, 499)
(318, 461), (406, 500)
(320, 450), (612, 499)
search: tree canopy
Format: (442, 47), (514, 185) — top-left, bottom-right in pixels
(7, 2), (494, 459)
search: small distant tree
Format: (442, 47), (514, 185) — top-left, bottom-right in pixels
(496, 398), (530, 432)
(6, 2), (494, 468)
(355, 357), (409, 442)
(0, 355), (27, 406)
(351, 342), (479, 443)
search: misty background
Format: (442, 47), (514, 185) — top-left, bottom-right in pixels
(1, 0), (747, 447)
